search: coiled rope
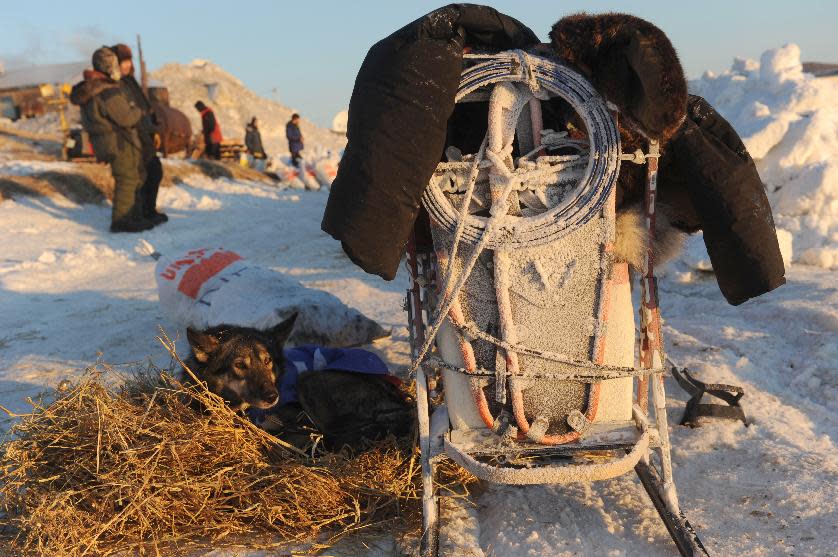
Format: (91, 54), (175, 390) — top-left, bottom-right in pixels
(408, 51), (620, 377)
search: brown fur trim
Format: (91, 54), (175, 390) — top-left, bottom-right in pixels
(69, 73), (118, 106)
(550, 13), (687, 144)
(614, 203), (686, 270)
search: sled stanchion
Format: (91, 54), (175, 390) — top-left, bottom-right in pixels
(407, 233), (440, 557)
(416, 364), (439, 557)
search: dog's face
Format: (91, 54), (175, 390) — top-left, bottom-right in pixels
(186, 313), (297, 411)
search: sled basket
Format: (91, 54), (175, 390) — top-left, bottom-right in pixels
(406, 50), (709, 557)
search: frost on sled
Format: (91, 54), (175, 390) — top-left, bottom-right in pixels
(322, 5), (785, 557)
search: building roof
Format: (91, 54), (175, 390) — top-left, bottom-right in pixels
(0, 61), (88, 91)
(802, 62), (838, 78)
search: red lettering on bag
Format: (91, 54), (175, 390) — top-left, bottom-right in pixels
(177, 250), (242, 299)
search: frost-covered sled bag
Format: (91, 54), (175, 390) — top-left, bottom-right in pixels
(402, 51), (709, 557)
(155, 247), (388, 347)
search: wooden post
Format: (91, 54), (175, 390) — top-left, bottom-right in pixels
(137, 34), (148, 96)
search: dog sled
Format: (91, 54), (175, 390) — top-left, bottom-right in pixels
(405, 50), (710, 557)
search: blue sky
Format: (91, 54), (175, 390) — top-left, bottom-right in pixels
(1, 1), (836, 127)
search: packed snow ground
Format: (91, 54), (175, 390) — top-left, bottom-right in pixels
(1, 44), (837, 556)
(1, 171), (835, 556)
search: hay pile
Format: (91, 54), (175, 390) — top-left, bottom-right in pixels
(0, 362), (474, 556)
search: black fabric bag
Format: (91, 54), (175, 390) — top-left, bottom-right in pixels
(660, 95), (785, 305)
(322, 4), (538, 280)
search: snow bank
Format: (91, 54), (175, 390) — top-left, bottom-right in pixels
(0, 160), (78, 176)
(691, 44), (838, 269)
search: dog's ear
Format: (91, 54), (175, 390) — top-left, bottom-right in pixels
(187, 328), (220, 363)
(270, 312), (298, 348)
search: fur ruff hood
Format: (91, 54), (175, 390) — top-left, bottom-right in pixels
(614, 203), (686, 270)
(550, 13), (688, 145)
(69, 70), (119, 106)
(550, 13), (690, 270)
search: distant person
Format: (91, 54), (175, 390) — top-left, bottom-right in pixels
(245, 117), (267, 169)
(111, 43), (167, 225)
(195, 100), (222, 160)
(286, 113), (303, 167)
(70, 47), (149, 233)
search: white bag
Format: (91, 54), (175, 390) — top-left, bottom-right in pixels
(313, 157), (339, 188)
(299, 159), (321, 191)
(156, 247), (388, 347)
(269, 157), (306, 190)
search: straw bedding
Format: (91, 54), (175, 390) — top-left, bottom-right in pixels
(0, 359), (474, 556)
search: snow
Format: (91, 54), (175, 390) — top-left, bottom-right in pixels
(691, 43), (838, 269)
(0, 45), (837, 556)
(0, 159), (78, 175)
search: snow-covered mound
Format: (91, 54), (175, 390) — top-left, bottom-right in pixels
(151, 60), (345, 158)
(691, 44), (838, 269)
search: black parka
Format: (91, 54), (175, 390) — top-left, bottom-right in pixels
(118, 74), (157, 159)
(70, 71), (143, 163)
(245, 124), (266, 158)
(322, 4), (538, 280)
(323, 4), (785, 306)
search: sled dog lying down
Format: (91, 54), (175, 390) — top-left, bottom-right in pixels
(182, 315), (413, 448)
(183, 314), (299, 412)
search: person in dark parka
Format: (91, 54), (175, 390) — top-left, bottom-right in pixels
(245, 117), (267, 159)
(71, 47), (149, 232)
(111, 43), (167, 225)
(286, 113), (303, 167)
(195, 101), (222, 159)
(323, 5), (785, 306)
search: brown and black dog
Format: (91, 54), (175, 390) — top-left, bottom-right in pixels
(183, 313), (298, 412)
(182, 312), (414, 448)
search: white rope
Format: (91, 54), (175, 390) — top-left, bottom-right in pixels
(408, 166), (521, 377)
(409, 81), (529, 376)
(444, 137), (487, 284)
(409, 52), (620, 377)
(407, 139), (487, 376)
(422, 52), (620, 249)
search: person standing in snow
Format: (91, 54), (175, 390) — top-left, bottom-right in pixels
(111, 43), (167, 225)
(195, 100), (222, 160)
(286, 113), (303, 167)
(245, 117), (267, 169)
(70, 47), (150, 233)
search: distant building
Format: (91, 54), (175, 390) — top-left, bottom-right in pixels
(0, 61), (87, 120)
(331, 110), (348, 135)
(802, 62), (838, 78)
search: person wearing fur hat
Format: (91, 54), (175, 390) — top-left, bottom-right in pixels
(70, 47), (149, 233)
(110, 43), (167, 225)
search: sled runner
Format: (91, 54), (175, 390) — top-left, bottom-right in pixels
(406, 51), (709, 557)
